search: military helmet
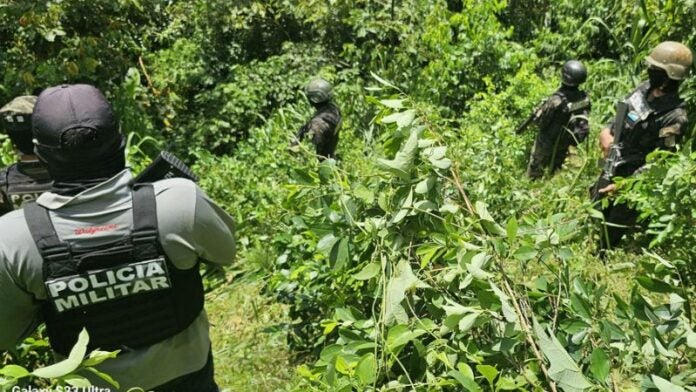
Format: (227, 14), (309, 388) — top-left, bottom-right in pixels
(645, 41), (693, 80)
(561, 60), (587, 86)
(305, 78), (333, 104)
(0, 95), (38, 155)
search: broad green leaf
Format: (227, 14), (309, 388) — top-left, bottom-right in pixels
(466, 252), (492, 279)
(353, 263), (381, 280)
(475, 201), (506, 236)
(377, 129), (420, 180)
(322, 320), (338, 335)
(82, 350), (120, 367)
(63, 374), (91, 388)
(415, 177), (435, 194)
(430, 158), (452, 169)
(457, 363), (475, 379)
(458, 312), (480, 333)
(651, 375), (686, 392)
(636, 276), (675, 293)
(380, 99), (404, 109)
(386, 324), (426, 352)
(439, 202), (459, 214)
(513, 246), (538, 261)
(334, 355), (352, 375)
(416, 244), (443, 268)
(686, 324), (696, 349)
(570, 294), (592, 320)
(384, 260), (429, 325)
(319, 345), (342, 364)
(330, 237), (350, 270)
(381, 109), (416, 129)
(497, 376), (522, 390)
(355, 353), (377, 385)
(532, 319), (593, 392)
(33, 328), (89, 379)
(476, 364), (499, 386)
(589, 348), (610, 382)
(448, 370), (482, 392)
(317, 234), (338, 256)
(0, 365), (30, 379)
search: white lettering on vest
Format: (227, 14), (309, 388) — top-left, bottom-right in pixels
(55, 296), (80, 312)
(46, 258), (172, 313)
(116, 267), (135, 282)
(47, 281), (67, 297)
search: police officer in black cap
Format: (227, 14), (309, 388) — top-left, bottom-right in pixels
(522, 60), (591, 179)
(0, 84), (236, 391)
(0, 96), (52, 216)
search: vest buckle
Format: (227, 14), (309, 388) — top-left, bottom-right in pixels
(42, 244), (72, 262)
(132, 229), (158, 244)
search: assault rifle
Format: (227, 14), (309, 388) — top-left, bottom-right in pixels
(590, 101), (629, 202)
(134, 151), (199, 183)
(514, 99), (548, 134)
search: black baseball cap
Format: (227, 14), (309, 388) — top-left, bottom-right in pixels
(33, 84), (122, 154)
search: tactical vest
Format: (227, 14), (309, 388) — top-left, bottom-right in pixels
(24, 184), (204, 356)
(616, 83), (685, 176)
(544, 90), (591, 146)
(0, 163), (52, 216)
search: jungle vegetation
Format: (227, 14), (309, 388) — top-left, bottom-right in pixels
(1, 1), (695, 391)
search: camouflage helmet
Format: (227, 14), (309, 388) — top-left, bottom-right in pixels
(645, 41), (693, 80)
(305, 78), (333, 104)
(561, 60), (587, 86)
(0, 95), (38, 154)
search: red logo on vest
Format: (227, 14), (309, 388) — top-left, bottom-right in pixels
(74, 224), (119, 235)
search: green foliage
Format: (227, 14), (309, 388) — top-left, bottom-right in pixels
(1, 0), (696, 390)
(0, 329), (120, 391)
(268, 86), (696, 390)
(617, 151), (696, 275)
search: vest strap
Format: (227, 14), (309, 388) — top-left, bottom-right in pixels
(24, 202), (70, 259)
(132, 184), (159, 244)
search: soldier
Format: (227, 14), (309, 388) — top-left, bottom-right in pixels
(290, 78), (342, 160)
(0, 84), (236, 391)
(594, 41), (692, 250)
(0, 96), (52, 216)
(522, 60), (591, 179)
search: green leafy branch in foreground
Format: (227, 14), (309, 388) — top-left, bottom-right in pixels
(0, 329), (120, 392)
(268, 87), (696, 391)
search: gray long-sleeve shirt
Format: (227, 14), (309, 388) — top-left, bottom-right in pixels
(0, 169), (236, 390)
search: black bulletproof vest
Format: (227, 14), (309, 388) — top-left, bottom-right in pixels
(0, 162), (52, 216)
(24, 184), (204, 356)
(616, 83), (685, 177)
(543, 89), (590, 144)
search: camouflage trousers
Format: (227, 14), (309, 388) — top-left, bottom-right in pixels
(526, 135), (570, 179)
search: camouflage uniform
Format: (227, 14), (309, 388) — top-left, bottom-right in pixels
(0, 96), (52, 216)
(295, 102), (342, 160)
(527, 87), (591, 178)
(599, 81), (688, 249)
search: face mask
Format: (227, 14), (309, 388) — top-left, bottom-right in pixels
(648, 67), (669, 89)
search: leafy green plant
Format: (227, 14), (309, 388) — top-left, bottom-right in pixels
(0, 329), (120, 392)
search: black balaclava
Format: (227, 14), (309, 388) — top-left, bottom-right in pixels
(5, 122), (35, 155)
(648, 67), (670, 90)
(648, 67), (681, 94)
(32, 84), (125, 194)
